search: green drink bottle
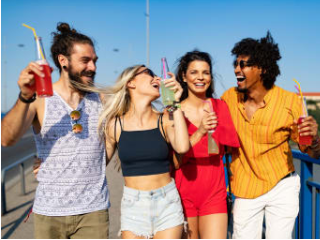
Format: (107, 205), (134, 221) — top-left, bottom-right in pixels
(161, 57), (175, 106)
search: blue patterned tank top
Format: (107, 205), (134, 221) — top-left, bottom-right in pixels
(33, 91), (110, 216)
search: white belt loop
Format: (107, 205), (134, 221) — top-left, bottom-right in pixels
(161, 187), (166, 198)
(137, 190), (140, 201)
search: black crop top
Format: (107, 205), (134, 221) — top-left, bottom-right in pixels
(116, 114), (170, 177)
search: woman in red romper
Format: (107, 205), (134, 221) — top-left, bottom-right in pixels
(172, 51), (240, 238)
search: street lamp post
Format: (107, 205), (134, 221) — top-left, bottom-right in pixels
(146, 0), (150, 67)
(2, 37), (7, 113)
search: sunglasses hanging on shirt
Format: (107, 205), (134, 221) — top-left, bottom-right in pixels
(70, 110), (83, 134)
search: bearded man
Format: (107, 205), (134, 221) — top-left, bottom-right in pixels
(1, 22), (110, 239)
(222, 32), (319, 239)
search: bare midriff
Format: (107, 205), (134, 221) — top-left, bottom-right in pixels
(124, 172), (172, 191)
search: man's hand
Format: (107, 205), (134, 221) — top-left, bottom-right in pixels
(18, 62), (43, 99)
(296, 116), (320, 158)
(297, 116), (319, 140)
(33, 158), (42, 179)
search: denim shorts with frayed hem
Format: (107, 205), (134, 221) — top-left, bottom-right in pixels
(120, 179), (184, 238)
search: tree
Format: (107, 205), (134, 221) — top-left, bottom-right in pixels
(307, 100), (320, 133)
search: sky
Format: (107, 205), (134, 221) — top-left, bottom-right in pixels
(1, 0), (320, 112)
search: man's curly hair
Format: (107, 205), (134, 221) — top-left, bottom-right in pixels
(231, 31), (281, 90)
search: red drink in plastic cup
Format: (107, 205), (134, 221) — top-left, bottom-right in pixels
(34, 60), (53, 97)
(298, 116), (312, 146)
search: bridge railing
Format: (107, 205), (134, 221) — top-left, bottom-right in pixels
(1, 153), (36, 215)
(224, 149), (320, 239)
(292, 149), (320, 239)
(2, 150), (319, 237)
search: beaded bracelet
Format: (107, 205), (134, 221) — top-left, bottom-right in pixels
(166, 101), (181, 113)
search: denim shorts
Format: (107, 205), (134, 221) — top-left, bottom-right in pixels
(120, 179), (184, 238)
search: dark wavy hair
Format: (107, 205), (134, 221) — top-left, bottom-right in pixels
(231, 31), (281, 90)
(175, 50), (214, 101)
(50, 22), (94, 72)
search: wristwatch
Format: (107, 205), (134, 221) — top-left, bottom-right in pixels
(19, 92), (36, 104)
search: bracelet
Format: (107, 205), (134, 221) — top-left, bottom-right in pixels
(310, 136), (320, 149)
(19, 92), (36, 104)
(166, 101), (181, 113)
(174, 101), (181, 108)
(174, 103), (181, 109)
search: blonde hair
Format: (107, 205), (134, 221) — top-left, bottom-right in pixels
(73, 64), (159, 170)
(98, 64), (144, 138)
(71, 64), (144, 137)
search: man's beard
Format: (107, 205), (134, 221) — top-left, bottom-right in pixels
(68, 65), (96, 94)
(236, 87), (248, 93)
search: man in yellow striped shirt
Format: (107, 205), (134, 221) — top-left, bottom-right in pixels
(222, 32), (320, 239)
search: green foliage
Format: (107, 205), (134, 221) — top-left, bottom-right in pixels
(307, 100), (320, 133)
(308, 109), (320, 133)
(307, 99), (317, 105)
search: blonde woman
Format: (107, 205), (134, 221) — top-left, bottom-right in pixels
(100, 65), (189, 239)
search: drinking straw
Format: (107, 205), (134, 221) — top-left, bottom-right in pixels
(162, 58), (167, 79)
(293, 78), (308, 115)
(22, 23), (45, 60)
(203, 100), (213, 112)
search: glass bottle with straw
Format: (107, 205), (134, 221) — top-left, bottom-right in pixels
(204, 99), (219, 154)
(160, 57), (175, 106)
(293, 78), (312, 146)
(23, 23), (53, 97)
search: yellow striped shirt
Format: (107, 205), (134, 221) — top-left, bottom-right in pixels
(221, 86), (303, 199)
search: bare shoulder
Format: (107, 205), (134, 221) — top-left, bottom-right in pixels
(32, 97), (46, 124)
(33, 96), (45, 109)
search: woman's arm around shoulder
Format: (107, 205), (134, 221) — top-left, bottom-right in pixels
(105, 117), (120, 164)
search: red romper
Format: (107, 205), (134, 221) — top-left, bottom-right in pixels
(173, 98), (240, 217)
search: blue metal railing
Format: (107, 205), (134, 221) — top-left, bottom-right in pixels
(292, 149), (320, 239)
(224, 150), (320, 239)
(1, 153), (36, 215)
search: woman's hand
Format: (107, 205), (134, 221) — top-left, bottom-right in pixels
(163, 72), (183, 102)
(197, 110), (218, 136)
(33, 158), (42, 179)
